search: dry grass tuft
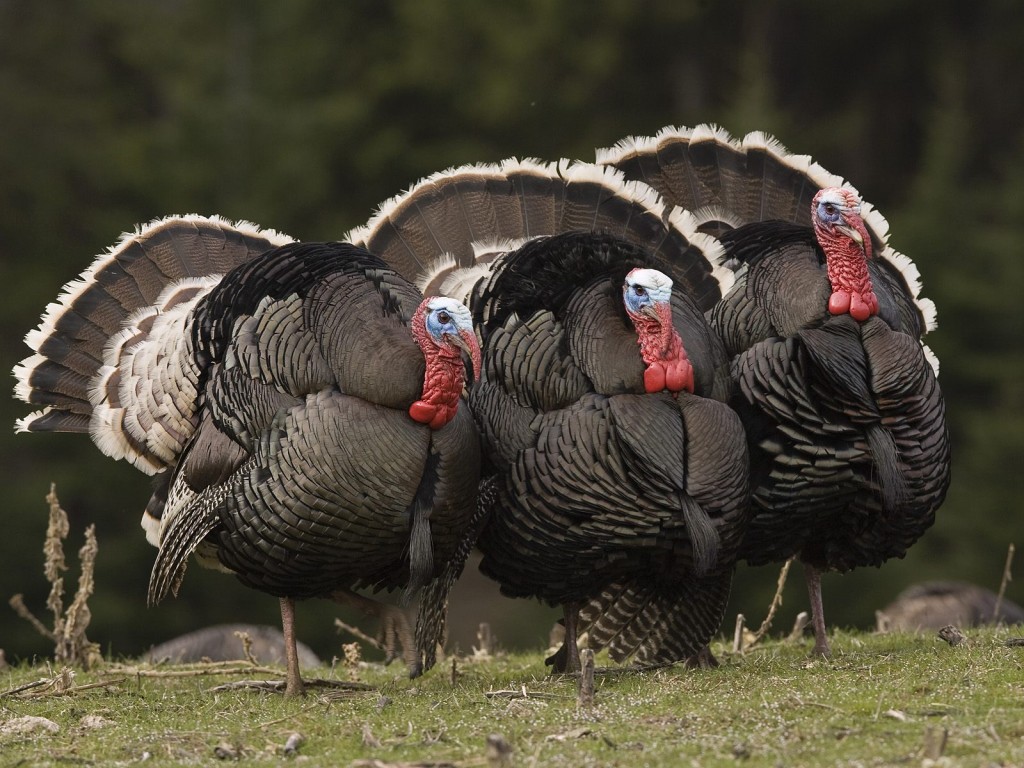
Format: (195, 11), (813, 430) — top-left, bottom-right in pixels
(9, 484), (101, 669)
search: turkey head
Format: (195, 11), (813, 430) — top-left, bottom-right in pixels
(813, 187), (880, 321)
(409, 296), (481, 429)
(622, 268), (695, 394)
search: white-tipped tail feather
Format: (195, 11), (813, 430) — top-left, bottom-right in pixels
(14, 214), (295, 473)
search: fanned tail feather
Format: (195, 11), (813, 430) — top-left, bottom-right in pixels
(14, 215), (294, 472)
(346, 158), (734, 309)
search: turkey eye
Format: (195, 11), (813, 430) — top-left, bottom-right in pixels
(634, 285), (646, 297)
(436, 310), (451, 325)
(824, 203), (837, 216)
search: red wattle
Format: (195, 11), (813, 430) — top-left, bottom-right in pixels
(665, 360), (694, 393)
(429, 406), (455, 430)
(849, 294), (870, 321)
(408, 400), (437, 425)
(644, 364), (667, 394)
(828, 291), (851, 316)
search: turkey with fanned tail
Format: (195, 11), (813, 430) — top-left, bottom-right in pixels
(13, 217), (482, 694)
(345, 161), (751, 671)
(596, 125), (951, 657)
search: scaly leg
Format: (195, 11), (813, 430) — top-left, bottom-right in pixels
(279, 596), (304, 696)
(558, 602), (583, 674)
(804, 564), (832, 658)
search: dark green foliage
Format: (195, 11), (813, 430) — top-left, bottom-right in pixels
(2, 0), (1021, 661)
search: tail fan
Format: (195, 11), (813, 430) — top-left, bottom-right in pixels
(14, 215), (293, 473)
(345, 159), (733, 309)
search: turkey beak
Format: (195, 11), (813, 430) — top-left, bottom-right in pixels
(449, 330), (482, 385)
(836, 224), (863, 246)
(639, 303), (661, 321)
(837, 214), (873, 259)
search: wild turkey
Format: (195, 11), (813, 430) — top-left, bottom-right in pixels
(345, 161), (751, 671)
(597, 125), (951, 656)
(13, 217), (482, 694)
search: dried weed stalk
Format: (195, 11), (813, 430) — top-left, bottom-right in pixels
(9, 484), (101, 669)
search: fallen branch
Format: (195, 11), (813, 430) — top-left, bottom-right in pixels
(1, 669), (125, 699)
(484, 686), (570, 701)
(108, 661), (286, 678)
(209, 677), (375, 694)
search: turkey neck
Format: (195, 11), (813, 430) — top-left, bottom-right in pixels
(627, 303), (693, 394)
(815, 216), (879, 321)
(408, 313), (466, 430)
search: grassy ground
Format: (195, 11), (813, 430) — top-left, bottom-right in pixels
(2, 627), (1023, 767)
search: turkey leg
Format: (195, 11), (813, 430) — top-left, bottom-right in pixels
(549, 602), (583, 674)
(279, 596), (304, 696)
(804, 564), (832, 657)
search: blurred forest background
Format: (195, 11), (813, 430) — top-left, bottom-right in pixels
(2, 0), (1022, 663)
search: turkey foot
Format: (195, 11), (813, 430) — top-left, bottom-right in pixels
(330, 588), (418, 673)
(545, 602), (583, 674)
(684, 645), (720, 669)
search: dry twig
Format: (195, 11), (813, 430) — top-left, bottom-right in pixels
(994, 543), (1015, 621)
(335, 617), (385, 651)
(748, 558), (794, 647)
(1, 668), (125, 699)
(788, 612), (810, 642)
(577, 649), (595, 710)
(732, 613), (746, 652)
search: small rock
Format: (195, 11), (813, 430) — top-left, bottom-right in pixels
(938, 625), (967, 647)
(486, 733), (513, 767)
(1, 716), (60, 735)
(79, 714), (114, 729)
(214, 741), (241, 760)
(283, 732), (304, 756)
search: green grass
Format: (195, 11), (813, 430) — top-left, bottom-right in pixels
(2, 627), (1023, 767)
